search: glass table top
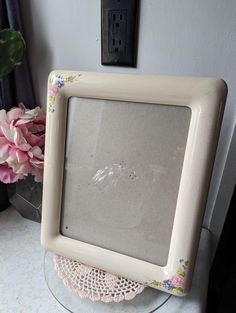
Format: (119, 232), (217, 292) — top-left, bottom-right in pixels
(44, 251), (172, 313)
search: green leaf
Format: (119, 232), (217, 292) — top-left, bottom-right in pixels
(0, 29), (26, 78)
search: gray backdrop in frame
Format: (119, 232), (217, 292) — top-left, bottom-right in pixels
(61, 97), (191, 266)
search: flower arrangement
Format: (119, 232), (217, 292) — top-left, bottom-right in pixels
(0, 103), (46, 184)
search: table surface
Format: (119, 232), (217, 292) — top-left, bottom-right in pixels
(0, 206), (211, 313)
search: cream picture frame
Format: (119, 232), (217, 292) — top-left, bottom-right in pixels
(41, 71), (227, 296)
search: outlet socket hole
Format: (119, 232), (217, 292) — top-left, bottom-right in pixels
(115, 47), (119, 52)
(119, 40), (122, 45)
(116, 22), (119, 28)
(113, 39), (115, 46)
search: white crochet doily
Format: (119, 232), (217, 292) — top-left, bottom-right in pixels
(54, 255), (145, 303)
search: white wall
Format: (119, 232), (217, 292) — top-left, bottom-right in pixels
(21, 0), (236, 253)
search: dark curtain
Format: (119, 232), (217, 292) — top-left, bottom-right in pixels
(0, 0), (36, 210)
(0, 0), (36, 110)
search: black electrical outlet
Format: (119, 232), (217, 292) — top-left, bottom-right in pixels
(101, 0), (139, 67)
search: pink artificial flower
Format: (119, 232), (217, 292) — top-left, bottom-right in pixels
(0, 163), (26, 184)
(28, 146), (44, 182)
(0, 104), (46, 183)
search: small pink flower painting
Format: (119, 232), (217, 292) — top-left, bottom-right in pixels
(48, 73), (80, 113)
(152, 259), (189, 294)
(0, 103), (46, 184)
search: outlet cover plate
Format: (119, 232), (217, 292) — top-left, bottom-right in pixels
(101, 0), (139, 67)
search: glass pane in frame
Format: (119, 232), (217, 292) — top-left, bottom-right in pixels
(61, 97), (191, 266)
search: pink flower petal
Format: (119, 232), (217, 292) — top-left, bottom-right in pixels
(7, 108), (24, 121)
(28, 124), (45, 133)
(26, 133), (42, 147)
(36, 135), (45, 148)
(30, 167), (43, 182)
(31, 146), (43, 156)
(16, 150), (29, 163)
(10, 161), (31, 174)
(0, 143), (9, 161)
(0, 137), (9, 145)
(18, 102), (27, 110)
(17, 124), (29, 138)
(0, 125), (14, 143)
(30, 158), (44, 168)
(0, 163), (26, 184)
(0, 110), (7, 122)
(15, 118), (32, 126)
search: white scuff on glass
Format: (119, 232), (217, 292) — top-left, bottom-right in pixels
(91, 163), (139, 191)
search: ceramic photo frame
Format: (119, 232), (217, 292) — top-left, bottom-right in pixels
(41, 71), (227, 296)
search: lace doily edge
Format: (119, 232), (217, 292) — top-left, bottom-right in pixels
(54, 255), (145, 303)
